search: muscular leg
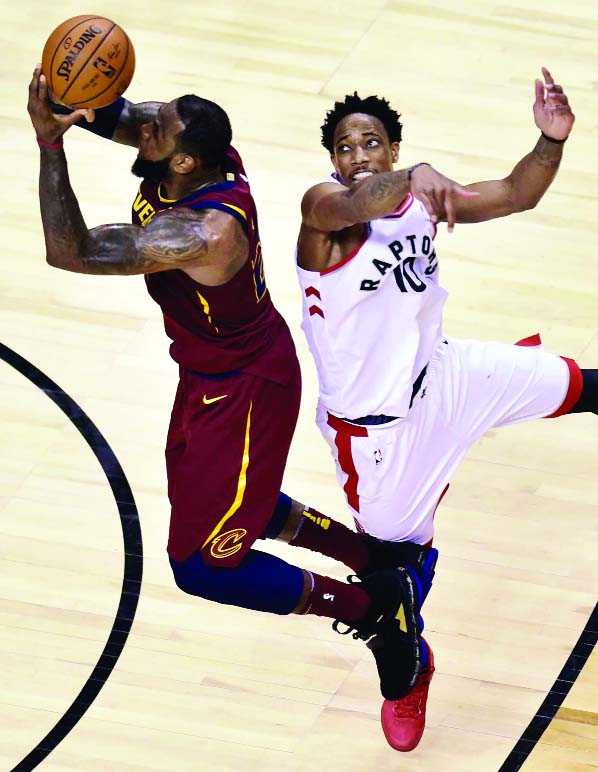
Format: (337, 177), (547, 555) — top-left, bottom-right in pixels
(170, 544), (424, 700)
(170, 547), (372, 619)
(170, 545), (418, 635)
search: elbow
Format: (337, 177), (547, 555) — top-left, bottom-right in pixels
(45, 249), (81, 271)
(45, 236), (91, 270)
(504, 178), (543, 214)
(515, 197), (540, 214)
(45, 251), (61, 268)
(45, 249), (73, 269)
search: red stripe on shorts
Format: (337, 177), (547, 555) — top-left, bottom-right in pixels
(515, 332), (542, 347)
(327, 413), (367, 512)
(434, 483), (450, 517)
(546, 356), (583, 418)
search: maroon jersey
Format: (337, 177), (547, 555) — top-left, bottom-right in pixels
(132, 147), (292, 383)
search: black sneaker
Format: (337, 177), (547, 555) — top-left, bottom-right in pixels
(333, 567), (423, 699)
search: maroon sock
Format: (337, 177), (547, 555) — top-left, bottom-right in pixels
(289, 506), (369, 572)
(301, 572), (371, 621)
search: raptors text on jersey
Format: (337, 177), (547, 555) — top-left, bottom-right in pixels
(297, 180), (447, 419)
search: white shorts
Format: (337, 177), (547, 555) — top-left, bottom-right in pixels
(316, 335), (581, 544)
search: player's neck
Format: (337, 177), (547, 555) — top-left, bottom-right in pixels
(160, 169), (225, 201)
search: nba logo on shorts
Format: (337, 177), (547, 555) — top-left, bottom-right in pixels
(374, 448), (382, 465)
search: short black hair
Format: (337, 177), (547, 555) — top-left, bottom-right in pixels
(320, 93), (403, 153)
(175, 95), (232, 169)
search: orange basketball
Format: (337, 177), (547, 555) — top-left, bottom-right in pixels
(41, 15), (135, 109)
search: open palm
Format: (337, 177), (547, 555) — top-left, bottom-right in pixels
(533, 67), (575, 141)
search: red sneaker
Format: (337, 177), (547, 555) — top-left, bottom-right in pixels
(381, 641), (435, 752)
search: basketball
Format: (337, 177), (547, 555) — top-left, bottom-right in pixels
(41, 15), (135, 109)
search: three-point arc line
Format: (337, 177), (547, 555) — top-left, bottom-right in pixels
(1, 342), (142, 772)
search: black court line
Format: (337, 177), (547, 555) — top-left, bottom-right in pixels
(499, 600), (598, 771)
(1, 342), (143, 772)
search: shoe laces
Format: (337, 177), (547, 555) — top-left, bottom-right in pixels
(332, 620), (358, 638)
(331, 619), (370, 640)
(392, 666), (434, 718)
(332, 575), (369, 640)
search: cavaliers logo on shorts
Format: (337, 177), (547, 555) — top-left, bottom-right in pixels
(209, 528), (247, 559)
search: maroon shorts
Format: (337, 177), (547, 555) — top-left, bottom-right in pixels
(165, 359), (301, 567)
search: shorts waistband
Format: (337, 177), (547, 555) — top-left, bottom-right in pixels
(345, 414), (398, 426)
(187, 368), (242, 380)
(343, 364), (428, 426)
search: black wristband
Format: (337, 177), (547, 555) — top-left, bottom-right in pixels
(407, 162), (430, 182)
(541, 132), (567, 145)
(50, 96), (126, 140)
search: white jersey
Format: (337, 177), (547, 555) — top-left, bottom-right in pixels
(296, 178), (448, 418)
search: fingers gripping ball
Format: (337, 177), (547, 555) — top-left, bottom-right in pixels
(41, 15), (135, 109)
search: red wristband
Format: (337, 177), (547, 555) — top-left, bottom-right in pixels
(36, 136), (64, 150)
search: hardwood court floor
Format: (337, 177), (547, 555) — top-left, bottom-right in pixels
(1, 1), (597, 770)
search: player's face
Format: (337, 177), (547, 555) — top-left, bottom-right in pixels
(331, 114), (399, 188)
(132, 100), (186, 182)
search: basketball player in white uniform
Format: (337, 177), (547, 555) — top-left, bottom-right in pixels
(296, 68), (579, 752)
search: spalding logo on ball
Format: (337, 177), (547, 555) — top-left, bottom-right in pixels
(42, 15), (135, 109)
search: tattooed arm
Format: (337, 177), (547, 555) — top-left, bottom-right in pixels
(39, 145), (243, 276)
(302, 166), (473, 233)
(29, 65), (244, 276)
(297, 166), (474, 272)
(451, 137), (565, 223)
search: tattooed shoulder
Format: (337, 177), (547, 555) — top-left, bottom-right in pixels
(140, 208), (210, 267)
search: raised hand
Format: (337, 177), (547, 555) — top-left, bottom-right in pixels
(533, 67), (575, 141)
(27, 64), (94, 144)
(409, 164), (478, 233)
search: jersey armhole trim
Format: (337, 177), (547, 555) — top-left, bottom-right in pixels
(382, 193), (414, 219)
(185, 201), (249, 234)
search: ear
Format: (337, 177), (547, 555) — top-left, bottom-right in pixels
(330, 153), (340, 176)
(171, 153), (196, 175)
(390, 142), (400, 164)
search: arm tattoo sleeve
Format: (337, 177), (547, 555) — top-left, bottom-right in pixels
(38, 147), (212, 275)
(82, 209), (212, 275)
(349, 169), (410, 221)
(39, 147), (91, 270)
(531, 135), (563, 170)
(506, 135), (563, 210)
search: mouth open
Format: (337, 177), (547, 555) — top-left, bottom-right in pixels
(352, 169), (375, 183)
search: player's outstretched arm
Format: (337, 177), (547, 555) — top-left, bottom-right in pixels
(452, 67), (575, 224)
(302, 165), (476, 233)
(50, 96), (164, 146)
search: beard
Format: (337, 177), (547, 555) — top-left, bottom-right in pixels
(131, 154), (172, 183)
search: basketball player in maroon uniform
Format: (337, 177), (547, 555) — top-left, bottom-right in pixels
(26, 64), (452, 736)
